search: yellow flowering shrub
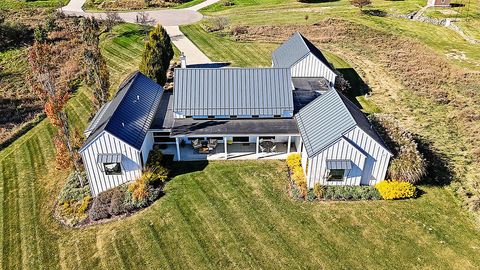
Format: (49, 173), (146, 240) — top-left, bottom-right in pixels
(291, 166), (306, 185)
(286, 153), (301, 169)
(375, 180), (416, 200)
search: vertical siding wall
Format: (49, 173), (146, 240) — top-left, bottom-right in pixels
(305, 127), (391, 187)
(140, 131), (154, 166)
(306, 138), (366, 187)
(291, 53), (337, 84)
(82, 132), (142, 196)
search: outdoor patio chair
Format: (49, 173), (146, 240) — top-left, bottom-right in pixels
(192, 139), (202, 150)
(208, 139), (218, 149)
(270, 144), (277, 153)
(259, 145), (266, 153)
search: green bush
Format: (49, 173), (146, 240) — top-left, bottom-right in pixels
(322, 186), (381, 200)
(375, 180), (416, 200)
(58, 171), (90, 204)
(306, 189), (316, 202)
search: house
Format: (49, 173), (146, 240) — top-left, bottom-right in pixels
(79, 72), (163, 196)
(80, 32), (392, 196)
(427, 0), (450, 7)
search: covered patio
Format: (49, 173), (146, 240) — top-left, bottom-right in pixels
(158, 140), (298, 161)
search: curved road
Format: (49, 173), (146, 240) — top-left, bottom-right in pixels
(61, 0), (219, 64)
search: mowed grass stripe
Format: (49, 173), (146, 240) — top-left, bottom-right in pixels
(209, 164), (311, 268)
(1, 153), (22, 269)
(179, 177), (246, 268)
(193, 164), (284, 267)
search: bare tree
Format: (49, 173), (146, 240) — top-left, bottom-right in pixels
(104, 12), (123, 32)
(350, 0), (371, 12)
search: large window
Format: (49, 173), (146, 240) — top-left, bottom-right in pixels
(327, 169), (345, 181)
(104, 163), (122, 175)
(233, 137), (249, 142)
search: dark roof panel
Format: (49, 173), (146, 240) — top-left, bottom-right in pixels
(171, 118), (299, 136)
(80, 71), (163, 151)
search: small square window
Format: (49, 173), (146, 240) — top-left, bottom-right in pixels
(252, 115), (259, 118)
(104, 163), (122, 175)
(327, 169), (345, 181)
(230, 115), (237, 119)
(274, 115), (281, 118)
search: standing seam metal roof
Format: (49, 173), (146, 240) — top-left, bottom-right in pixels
(173, 68), (294, 117)
(80, 71), (163, 152)
(295, 89), (390, 158)
(272, 32), (335, 71)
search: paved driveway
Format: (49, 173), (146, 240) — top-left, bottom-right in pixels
(61, 0), (218, 64)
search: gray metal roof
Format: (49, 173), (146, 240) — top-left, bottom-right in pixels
(150, 91), (174, 130)
(80, 71), (163, 152)
(272, 32), (335, 71)
(173, 68), (294, 117)
(171, 118), (299, 136)
(295, 89), (390, 158)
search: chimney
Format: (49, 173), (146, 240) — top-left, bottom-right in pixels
(180, 52), (187, 68)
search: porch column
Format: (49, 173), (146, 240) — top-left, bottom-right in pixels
(287, 135), (292, 154)
(255, 136), (259, 158)
(175, 137), (181, 161)
(299, 136), (303, 153)
(224, 136), (228, 159)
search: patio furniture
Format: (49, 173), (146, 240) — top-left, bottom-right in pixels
(192, 139), (202, 150)
(270, 144), (277, 153)
(259, 140), (275, 153)
(208, 139), (218, 150)
(259, 144), (266, 153)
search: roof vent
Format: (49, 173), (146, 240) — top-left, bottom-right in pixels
(122, 122), (125, 127)
(137, 95), (140, 100)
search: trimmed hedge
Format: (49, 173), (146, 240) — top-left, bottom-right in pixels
(290, 183), (381, 201)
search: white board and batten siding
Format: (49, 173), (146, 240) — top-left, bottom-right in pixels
(81, 131), (143, 196)
(291, 53), (337, 83)
(140, 131), (154, 166)
(305, 126), (392, 187)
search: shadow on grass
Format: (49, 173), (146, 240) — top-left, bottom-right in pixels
(168, 158), (209, 178)
(415, 136), (454, 186)
(337, 67), (370, 109)
(362, 9), (388, 17)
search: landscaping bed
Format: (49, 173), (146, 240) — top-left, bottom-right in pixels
(55, 150), (172, 227)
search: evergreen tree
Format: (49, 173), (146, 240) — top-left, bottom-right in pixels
(139, 24), (174, 86)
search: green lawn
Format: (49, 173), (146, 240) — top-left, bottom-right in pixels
(0, 0), (67, 9)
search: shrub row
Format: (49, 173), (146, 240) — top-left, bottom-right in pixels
(292, 183), (381, 201)
(286, 154), (308, 197)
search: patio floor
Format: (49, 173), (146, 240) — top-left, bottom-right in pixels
(156, 143), (297, 161)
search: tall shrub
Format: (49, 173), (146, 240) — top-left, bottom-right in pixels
(369, 114), (426, 184)
(139, 24), (174, 86)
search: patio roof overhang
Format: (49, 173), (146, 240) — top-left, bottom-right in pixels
(170, 118), (300, 137)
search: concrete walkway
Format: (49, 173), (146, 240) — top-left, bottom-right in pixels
(61, 0), (217, 64)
